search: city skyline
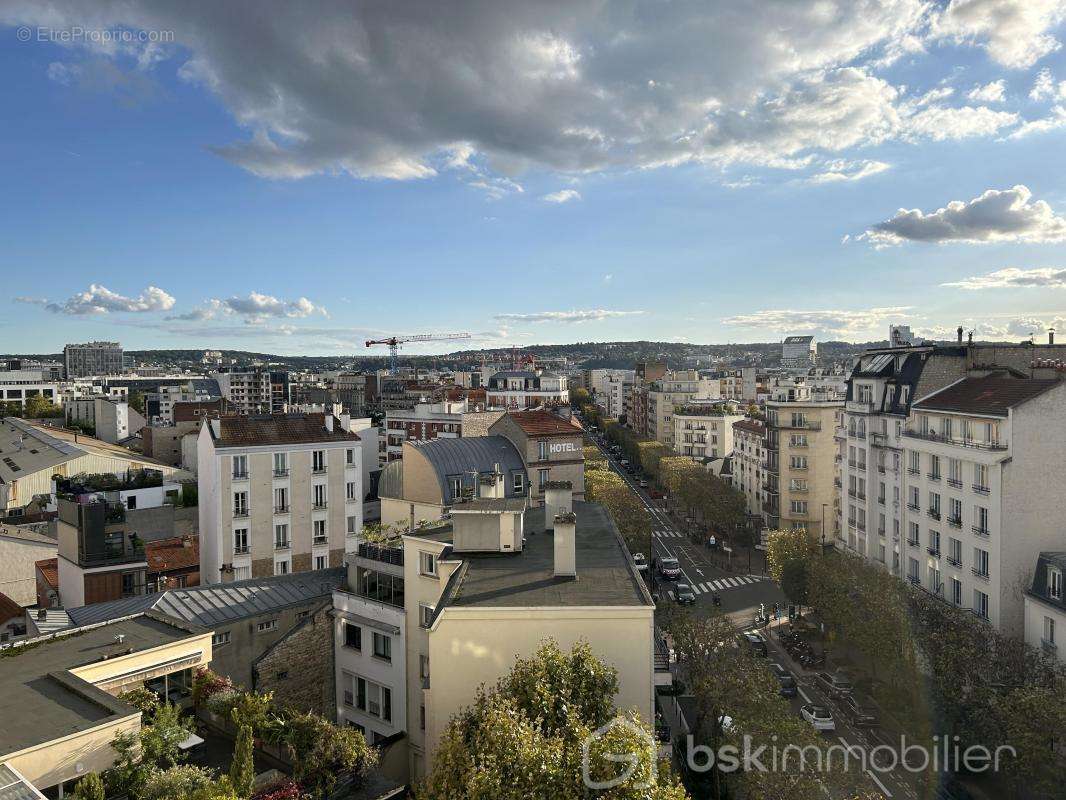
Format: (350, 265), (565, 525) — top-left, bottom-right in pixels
(3, 2), (1066, 354)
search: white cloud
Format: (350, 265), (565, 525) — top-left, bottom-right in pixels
(44, 284), (175, 315)
(1008, 105), (1066, 138)
(942, 266), (1066, 289)
(721, 307), (912, 338)
(966, 80), (1006, 102)
(12, 296), (49, 307)
(931, 0), (1066, 69)
(809, 159), (890, 183)
(862, 185), (1066, 245)
(167, 293), (328, 322)
(1030, 67), (1056, 99)
(917, 316), (1066, 340)
(603, 273), (613, 283)
(493, 309), (645, 323)
(542, 189), (581, 204)
(900, 103), (1018, 141)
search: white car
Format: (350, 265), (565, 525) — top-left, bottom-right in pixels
(633, 553), (648, 571)
(800, 704), (836, 732)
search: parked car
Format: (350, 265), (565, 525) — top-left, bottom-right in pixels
(739, 631), (768, 657)
(800, 704), (836, 732)
(633, 552), (648, 572)
(815, 672), (854, 698)
(675, 584), (696, 605)
(639, 479), (648, 488)
(655, 556), (682, 579)
(768, 662), (798, 697)
(838, 695), (878, 727)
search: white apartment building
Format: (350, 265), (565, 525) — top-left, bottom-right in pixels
(671, 406), (744, 462)
(485, 370), (569, 410)
(585, 369), (635, 399)
(198, 412), (368, 584)
(781, 335), (816, 369)
(646, 371), (720, 448)
(212, 369), (288, 414)
(336, 483), (655, 783)
(0, 370), (61, 410)
(152, 382), (219, 425)
(65, 396), (131, 444)
(1024, 553), (1066, 664)
(383, 400), (465, 462)
(731, 419), (767, 519)
(63, 341), (124, 378)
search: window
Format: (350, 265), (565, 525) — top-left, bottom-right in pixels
(949, 498), (962, 525)
(234, 528), (249, 555)
(273, 452), (288, 476)
(420, 551), (437, 577)
(355, 677), (392, 722)
(344, 622), (362, 650)
(234, 565), (251, 581)
(929, 530), (941, 553)
(789, 455), (808, 469)
(538, 440), (549, 461)
(512, 471), (524, 493)
(948, 457), (962, 486)
(313, 484), (327, 508)
(257, 619), (278, 633)
(346, 447), (355, 465)
(296, 609), (310, 621)
(275, 671), (288, 680)
(420, 603), (435, 628)
(232, 455), (248, 479)
(313, 519), (327, 544)
(233, 491), (248, 517)
(973, 589), (989, 619)
(1049, 567), (1063, 600)
(928, 492), (940, 517)
(275, 523), (290, 549)
(908, 486), (920, 510)
(974, 505), (989, 534)
(274, 560), (290, 576)
(212, 631), (231, 647)
(908, 557), (919, 582)
(312, 450), (326, 472)
(908, 522), (920, 545)
(347, 481), (357, 500)
(315, 555), (328, 570)
(420, 703), (426, 731)
(908, 451), (920, 474)
(538, 468), (550, 490)
(789, 500), (808, 515)
(274, 486), (288, 513)
(951, 577), (962, 606)
(973, 464), (989, 492)
(973, 548), (989, 577)
(372, 632), (392, 662)
(790, 434), (808, 447)
(420, 654), (430, 681)
(929, 455), (941, 480)
(347, 515), (358, 534)
(1044, 616), (1056, 645)
(948, 537), (962, 565)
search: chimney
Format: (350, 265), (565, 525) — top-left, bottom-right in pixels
(324, 414), (334, 432)
(1050, 329), (1056, 345)
(543, 481), (573, 530)
(553, 511), (577, 578)
(967, 331), (973, 346)
(957, 326), (963, 344)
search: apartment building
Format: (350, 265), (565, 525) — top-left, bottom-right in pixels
(213, 368), (289, 414)
(0, 369), (61, 410)
(671, 405), (744, 462)
(384, 400), (465, 462)
(63, 341), (124, 378)
(489, 409), (585, 503)
(1024, 552), (1066, 664)
(646, 371), (719, 447)
(763, 384), (841, 538)
(485, 370), (569, 409)
(65, 396), (131, 444)
(781, 335), (816, 369)
(731, 419), (767, 519)
(335, 484), (655, 782)
(148, 380), (221, 425)
(198, 413), (366, 584)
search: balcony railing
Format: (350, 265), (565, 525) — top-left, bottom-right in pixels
(1042, 638), (1058, 654)
(901, 429), (1006, 451)
(274, 505), (290, 514)
(312, 466), (328, 474)
(313, 501), (328, 510)
(274, 541), (291, 551)
(907, 575), (920, 585)
(846, 400), (874, 414)
(971, 567), (990, 581)
(946, 556), (961, 568)
(928, 509), (941, 521)
(907, 538), (920, 548)
(928, 473), (941, 482)
(80, 544), (147, 567)
(273, 469), (290, 478)
(948, 516), (962, 528)
(313, 535), (328, 546)
(907, 467), (920, 475)
(233, 508), (249, 518)
(973, 484), (990, 496)
(927, 547), (940, 558)
(357, 541), (404, 567)
(232, 471), (249, 481)
(947, 478), (962, 489)
(972, 525), (990, 538)
(907, 503), (920, 512)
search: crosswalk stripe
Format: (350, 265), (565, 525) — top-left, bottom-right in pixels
(691, 584), (703, 594)
(667, 591), (675, 600)
(724, 577), (739, 588)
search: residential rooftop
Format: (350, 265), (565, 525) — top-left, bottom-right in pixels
(913, 376), (1060, 417)
(504, 409), (582, 437)
(211, 413), (361, 447)
(0, 418), (81, 486)
(0, 615), (196, 756)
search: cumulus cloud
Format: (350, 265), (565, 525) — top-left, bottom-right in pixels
(1028, 67), (1066, 100)
(721, 307), (912, 338)
(809, 159), (890, 183)
(931, 0), (1066, 69)
(966, 80), (1006, 103)
(166, 293), (328, 322)
(493, 309), (646, 323)
(42, 284), (175, 315)
(942, 266), (1066, 289)
(4, 0), (1047, 186)
(917, 317), (1066, 341)
(862, 185), (1066, 245)
(542, 189), (581, 204)
(12, 296), (49, 306)
(1008, 105), (1066, 138)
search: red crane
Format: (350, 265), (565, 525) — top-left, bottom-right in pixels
(365, 333), (471, 373)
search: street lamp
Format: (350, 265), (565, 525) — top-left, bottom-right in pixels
(821, 503), (828, 547)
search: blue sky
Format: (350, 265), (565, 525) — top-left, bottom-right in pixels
(3, 1), (1066, 355)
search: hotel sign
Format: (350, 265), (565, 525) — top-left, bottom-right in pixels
(549, 442), (579, 454)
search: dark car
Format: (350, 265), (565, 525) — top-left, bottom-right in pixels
(815, 672), (854, 698)
(768, 662), (798, 697)
(739, 631), (768, 657)
(675, 584), (696, 605)
(838, 695), (878, 727)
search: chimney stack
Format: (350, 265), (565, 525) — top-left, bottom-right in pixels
(543, 481), (573, 530)
(1050, 329), (1056, 345)
(957, 326), (963, 344)
(553, 511), (577, 578)
(324, 414), (334, 432)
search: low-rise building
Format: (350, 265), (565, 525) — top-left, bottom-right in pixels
(485, 370), (569, 410)
(384, 400), (465, 462)
(1024, 552), (1066, 664)
(489, 410), (584, 503)
(0, 523), (57, 607)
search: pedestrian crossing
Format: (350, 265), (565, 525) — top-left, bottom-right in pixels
(666, 574), (768, 599)
(656, 529), (685, 539)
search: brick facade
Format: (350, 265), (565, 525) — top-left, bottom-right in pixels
(255, 601), (335, 718)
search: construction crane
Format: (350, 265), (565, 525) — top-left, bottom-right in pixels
(365, 333), (472, 374)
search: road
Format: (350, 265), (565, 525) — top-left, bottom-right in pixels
(585, 430), (786, 627)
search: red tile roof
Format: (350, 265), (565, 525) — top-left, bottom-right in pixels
(913, 377), (1061, 417)
(0, 591), (22, 625)
(733, 419), (766, 435)
(36, 557), (58, 589)
(146, 535), (200, 573)
(215, 413), (361, 446)
(505, 410), (583, 437)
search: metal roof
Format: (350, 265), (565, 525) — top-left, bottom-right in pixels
(412, 435), (525, 503)
(66, 567), (345, 628)
(378, 459), (404, 501)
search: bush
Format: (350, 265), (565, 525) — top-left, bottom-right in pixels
(140, 765), (218, 800)
(119, 686), (161, 718)
(252, 780), (304, 800)
(72, 773), (104, 800)
(193, 667), (235, 707)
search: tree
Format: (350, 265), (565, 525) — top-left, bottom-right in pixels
(23, 395), (63, 419)
(140, 702), (190, 770)
(128, 390), (146, 414)
(230, 725), (255, 798)
(72, 773), (105, 800)
(570, 387), (591, 408)
(119, 686), (161, 718)
(418, 640), (688, 800)
(140, 765), (219, 800)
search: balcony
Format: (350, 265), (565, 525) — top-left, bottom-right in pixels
(313, 501), (328, 510)
(234, 545), (249, 555)
(273, 469), (290, 478)
(780, 419), (821, 431)
(907, 538), (920, 548)
(947, 516), (962, 529)
(927, 508), (941, 521)
(947, 478), (962, 489)
(870, 432), (894, 448)
(852, 430), (867, 440)
(233, 507), (250, 518)
(972, 525), (990, 538)
(846, 400), (874, 414)
(927, 547), (940, 558)
(907, 575), (920, 586)
(901, 429), (1006, 452)
(971, 567), (990, 581)
(232, 471), (249, 481)
(927, 473), (941, 483)
(313, 536), (328, 546)
(357, 541), (404, 567)
(907, 503), (920, 512)
(274, 541), (291, 551)
(907, 467), (920, 476)
(312, 466), (328, 475)
(856, 492), (866, 501)
(946, 556), (961, 568)
(274, 505), (290, 514)
(973, 484), (990, 496)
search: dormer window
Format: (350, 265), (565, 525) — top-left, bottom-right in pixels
(1050, 567), (1062, 601)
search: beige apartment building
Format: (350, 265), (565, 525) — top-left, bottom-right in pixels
(198, 413), (368, 584)
(488, 410), (584, 502)
(646, 371), (719, 447)
(671, 405), (744, 462)
(763, 385), (842, 540)
(731, 419), (767, 519)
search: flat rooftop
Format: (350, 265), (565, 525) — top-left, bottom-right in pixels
(0, 615), (194, 756)
(441, 501), (652, 610)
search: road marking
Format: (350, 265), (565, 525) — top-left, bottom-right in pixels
(797, 685), (812, 703)
(838, 737), (893, 798)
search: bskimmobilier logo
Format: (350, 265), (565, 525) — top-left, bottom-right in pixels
(582, 716), (658, 790)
